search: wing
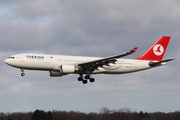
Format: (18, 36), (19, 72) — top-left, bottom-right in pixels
(77, 47), (137, 72)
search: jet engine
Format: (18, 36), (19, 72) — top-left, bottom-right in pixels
(50, 65), (76, 77)
(60, 64), (75, 74)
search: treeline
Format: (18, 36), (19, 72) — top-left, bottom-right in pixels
(0, 107), (180, 120)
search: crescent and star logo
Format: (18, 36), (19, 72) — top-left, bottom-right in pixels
(153, 44), (164, 56)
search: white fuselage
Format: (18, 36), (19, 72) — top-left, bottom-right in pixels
(4, 54), (154, 75)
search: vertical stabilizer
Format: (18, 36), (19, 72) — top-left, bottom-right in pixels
(135, 36), (171, 61)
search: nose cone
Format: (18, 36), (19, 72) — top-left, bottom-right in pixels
(4, 59), (10, 65)
(4, 59), (8, 64)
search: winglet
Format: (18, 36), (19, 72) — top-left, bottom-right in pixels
(129, 47), (137, 53)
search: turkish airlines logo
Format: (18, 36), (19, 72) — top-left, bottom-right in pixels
(153, 44), (164, 56)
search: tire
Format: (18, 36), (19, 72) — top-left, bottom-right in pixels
(90, 78), (95, 82)
(78, 77), (83, 81)
(85, 75), (90, 79)
(21, 73), (25, 76)
(82, 80), (88, 84)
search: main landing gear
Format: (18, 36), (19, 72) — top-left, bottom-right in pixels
(20, 69), (25, 76)
(78, 74), (95, 84)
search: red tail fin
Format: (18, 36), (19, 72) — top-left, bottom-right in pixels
(135, 36), (171, 61)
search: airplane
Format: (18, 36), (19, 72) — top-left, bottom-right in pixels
(4, 36), (174, 84)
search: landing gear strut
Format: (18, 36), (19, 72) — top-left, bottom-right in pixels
(77, 74), (95, 84)
(20, 69), (25, 76)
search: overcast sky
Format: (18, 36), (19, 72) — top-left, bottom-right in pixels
(0, 0), (180, 113)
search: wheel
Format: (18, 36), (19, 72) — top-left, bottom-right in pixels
(21, 73), (25, 76)
(85, 75), (90, 79)
(82, 80), (88, 84)
(90, 78), (95, 82)
(78, 77), (83, 81)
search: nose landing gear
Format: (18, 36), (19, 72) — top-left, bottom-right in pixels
(20, 69), (25, 76)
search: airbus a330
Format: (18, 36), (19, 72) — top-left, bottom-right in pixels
(4, 36), (174, 84)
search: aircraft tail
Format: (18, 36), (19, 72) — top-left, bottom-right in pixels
(135, 36), (171, 61)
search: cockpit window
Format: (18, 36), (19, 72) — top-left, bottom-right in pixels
(8, 57), (15, 59)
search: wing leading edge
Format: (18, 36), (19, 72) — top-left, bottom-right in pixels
(77, 47), (137, 72)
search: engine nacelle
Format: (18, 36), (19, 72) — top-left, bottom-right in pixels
(50, 65), (75, 77)
(60, 64), (75, 74)
(49, 71), (63, 77)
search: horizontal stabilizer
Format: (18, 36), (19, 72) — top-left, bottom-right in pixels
(149, 58), (175, 67)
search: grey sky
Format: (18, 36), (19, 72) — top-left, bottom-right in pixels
(0, 0), (180, 113)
